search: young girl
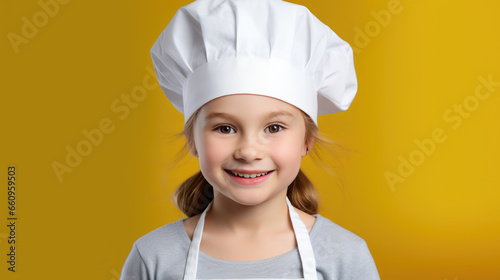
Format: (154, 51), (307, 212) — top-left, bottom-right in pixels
(122, 0), (380, 279)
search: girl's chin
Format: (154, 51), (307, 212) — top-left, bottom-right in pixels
(216, 190), (286, 207)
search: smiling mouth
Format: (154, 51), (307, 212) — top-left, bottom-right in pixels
(225, 170), (273, 178)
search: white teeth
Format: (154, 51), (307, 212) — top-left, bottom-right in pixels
(230, 171), (269, 178)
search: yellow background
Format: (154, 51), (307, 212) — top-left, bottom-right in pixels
(1, 0), (499, 279)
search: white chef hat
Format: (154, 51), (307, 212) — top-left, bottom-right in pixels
(151, 0), (357, 125)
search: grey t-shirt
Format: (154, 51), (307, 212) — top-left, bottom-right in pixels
(121, 214), (380, 280)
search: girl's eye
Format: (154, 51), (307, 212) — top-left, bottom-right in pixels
(216, 125), (235, 134)
(265, 124), (284, 133)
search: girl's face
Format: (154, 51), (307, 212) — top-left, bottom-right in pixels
(192, 94), (308, 206)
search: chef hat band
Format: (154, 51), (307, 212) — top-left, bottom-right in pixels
(183, 56), (317, 124)
(151, 0), (357, 125)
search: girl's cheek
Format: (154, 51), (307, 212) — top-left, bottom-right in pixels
(268, 137), (304, 159)
(201, 136), (232, 165)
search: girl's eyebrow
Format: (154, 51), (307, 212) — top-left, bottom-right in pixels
(205, 110), (295, 121)
(205, 112), (233, 121)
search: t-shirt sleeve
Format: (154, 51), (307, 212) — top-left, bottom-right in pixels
(345, 241), (380, 280)
(120, 242), (150, 280)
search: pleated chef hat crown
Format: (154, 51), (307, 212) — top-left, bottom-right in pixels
(151, 0), (357, 125)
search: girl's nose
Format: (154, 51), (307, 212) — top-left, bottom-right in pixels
(233, 136), (263, 162)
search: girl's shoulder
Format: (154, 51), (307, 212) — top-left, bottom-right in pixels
(123, 219), (193, 278)
(313, 214), (365, 241)
(133, 218), (191, 256)
(311, 215), (379, 278)
(310, 214), (369, 255)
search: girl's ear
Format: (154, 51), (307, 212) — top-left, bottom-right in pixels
(190, 145), (198, 158)
(302, 139), (313, 157)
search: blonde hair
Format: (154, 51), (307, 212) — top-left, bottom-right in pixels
(173, 108), (333, 217)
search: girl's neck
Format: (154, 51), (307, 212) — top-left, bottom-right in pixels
(207, 192), (291, 235)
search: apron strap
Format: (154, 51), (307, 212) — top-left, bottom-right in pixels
(183, 202), (212, 280)
(286, 197), (318, 280)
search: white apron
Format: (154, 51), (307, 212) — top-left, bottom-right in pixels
(182, 197), (318, 280)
